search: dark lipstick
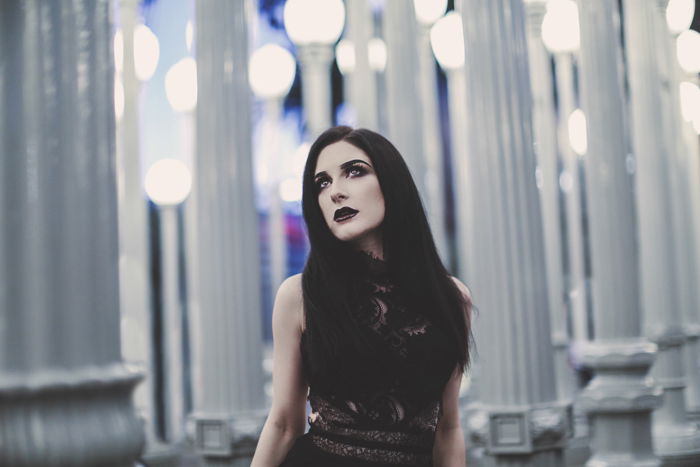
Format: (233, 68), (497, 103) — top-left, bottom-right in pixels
(334, 207), (359, 222)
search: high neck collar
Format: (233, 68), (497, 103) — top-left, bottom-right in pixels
(356, 250), (389, 280)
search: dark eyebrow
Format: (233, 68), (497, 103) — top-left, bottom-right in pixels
(314, 159), (372, 180)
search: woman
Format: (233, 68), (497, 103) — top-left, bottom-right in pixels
(251, 126), (473, 466)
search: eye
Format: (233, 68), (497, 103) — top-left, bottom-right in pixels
(315, 178), (330, 190)
(347, 165), (366, 177)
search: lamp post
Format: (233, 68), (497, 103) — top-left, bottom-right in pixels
(115, 0), (160, 451)
(342, 0), (380, 130)
(624, 1), (700, 462)
(459, 1), (570, 464)
(383, 0), (427, 199)
(284, 0), (345, 140)
(144, 159), (193, 444)
(0, 1), (144, 464)
(656, 0), (700, 422)
(189, 2), (266, 465)
(413, 0), (450, 266)
(249, 44), (296, 300)
(574, 0), (662, 464)
(541, 0), (591, 348)
(430, 12), (471, 282)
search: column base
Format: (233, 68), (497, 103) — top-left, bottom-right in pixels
(653, 422), (700, 466)
(187, 410), (267, 465)
(465, 400), (572, 456)
(585, 454), (660, 467)
(0, 363), (145, 467)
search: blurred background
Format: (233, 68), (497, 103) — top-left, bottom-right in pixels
(2, 0), (700, 466)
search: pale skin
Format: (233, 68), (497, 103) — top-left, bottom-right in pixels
(251, 141), (470, 466)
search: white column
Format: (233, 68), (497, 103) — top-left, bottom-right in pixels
(625, 1), (700, 462)
(575, 1), (661, 465)
(654, 0), (700, 421)
(553, 51), (591, 344)
(298, 45), (334, 140)
(382, 0), (426, 198)
(189, 1), (266, 465)
(116, 0), (157, 448)
(345, 0), (379, 131)
(445, 68), (473, 284)
(524, 0), (572, 403)
(459, 1), (569, 464)
(0, 1), (144, 465)
(159, 206), (187, 443)
(416, 19), (450, 266)
(264, 99), (289, 296)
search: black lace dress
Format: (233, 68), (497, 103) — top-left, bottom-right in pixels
(279, 255), (456, 466)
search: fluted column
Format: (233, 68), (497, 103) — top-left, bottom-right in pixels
(625, 2), (700, 464)
(524, 0), (572, 404)
(0, 1), (144, 466)
(653, 0), (700, 421)
(345, 0), (379, 131)
(575, 1), (661, 465)
(416, 19), (449, 265)
(383, 0), (426, 198)
(190, 2), (266, 465)
(116, 0), (157, 447)
(460, 1), (569, 465)
(298, 44), (334, 140)
(553, 51), (591, 345)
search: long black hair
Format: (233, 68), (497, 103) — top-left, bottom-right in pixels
(300, 126), (472, 387)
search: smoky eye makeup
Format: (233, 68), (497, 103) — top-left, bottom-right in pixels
(314, 163), (368, 191)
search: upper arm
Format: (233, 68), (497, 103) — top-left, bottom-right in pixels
(436, 366), (463, 432)
(267, 273), (308, 433)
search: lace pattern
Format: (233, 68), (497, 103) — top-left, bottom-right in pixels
(307, 395), (439, 465)
(309, 435), (433, 466)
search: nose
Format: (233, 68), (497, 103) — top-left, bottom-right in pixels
(329, 181), (348, 204)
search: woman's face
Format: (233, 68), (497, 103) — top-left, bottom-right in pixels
(313, 141), (386, 254)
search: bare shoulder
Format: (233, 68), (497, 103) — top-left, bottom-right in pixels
(273, 273), (304, 333)
(449, 276), (472, 302)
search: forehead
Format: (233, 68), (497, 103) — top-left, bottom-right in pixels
(315, 141), (371, 174)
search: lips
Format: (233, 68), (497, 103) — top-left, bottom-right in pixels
(334, 207), (359, 222)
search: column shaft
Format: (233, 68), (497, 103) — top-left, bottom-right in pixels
(382, 0), (426, 198)
(524, 0), (572, 402)
(553, 52), (590, 343)
(653, 0), (700, 420)
(191, 1), (266, 464)
(345, 0), (379, 130)
(417, 25), (449, 265)
(116, 0), (157, 446)
(298, 45), (333, 140)
(460, 1), (568, 463)
(0, 1), (144, 465)
(575, 1), (661, 465)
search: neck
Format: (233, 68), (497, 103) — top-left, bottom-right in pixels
(352, 232), (383, 260)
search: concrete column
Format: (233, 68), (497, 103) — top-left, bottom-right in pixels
(459, 1), (570, 465)
(416, 20), (449, 265)
(116, 0), (158, 448)
(189, 1), (266, 466)
(653, 0), (700, 421)
(445, 67), (474, 285)
(345, 0), (379, 131)
(625, 2), (700, 463)
(524, 0), (573, 404)
(553, 51), (591, 345)
(382, 0), (426, 198)
(575, 1), (662, 465)
(625, 2), (700, 464)
(298, 44), (334, 140)
(159, 206), (188, 443)
(0, 1), (144, 466)
(263, 99), (289, 296)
